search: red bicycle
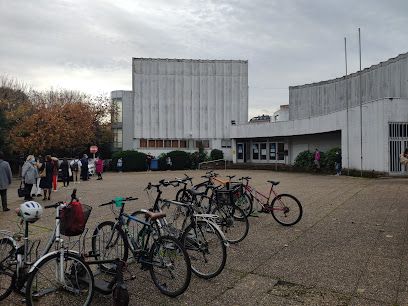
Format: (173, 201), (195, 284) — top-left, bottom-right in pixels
(240, 177), (303, 226)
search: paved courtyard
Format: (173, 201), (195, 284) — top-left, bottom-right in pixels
(1, 170), (408, 305)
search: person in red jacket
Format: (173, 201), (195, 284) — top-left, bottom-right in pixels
(95, 156), (104, 180)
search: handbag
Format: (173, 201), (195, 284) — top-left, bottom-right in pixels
(17, 181), (25, 198)
(39, 164), (46, 178)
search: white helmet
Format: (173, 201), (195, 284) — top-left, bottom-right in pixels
(18, 201), (43, 223)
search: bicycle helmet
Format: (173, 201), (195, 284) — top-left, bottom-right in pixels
(18, 201), (43, 223)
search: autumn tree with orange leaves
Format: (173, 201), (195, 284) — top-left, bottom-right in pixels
(0, 76), (113, 158)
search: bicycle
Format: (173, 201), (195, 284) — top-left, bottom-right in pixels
(91, 195), (192, 297)
(0, 190), (94, 305)
(142, 179), (228, 279)
(175, 176), (249, 244)
(240, 176), (303, 226)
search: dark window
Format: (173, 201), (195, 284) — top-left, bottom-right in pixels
(148, 140), (156, 148)
(164, 140), (171, 147)
(179, 140), (187, 148)
(277, 143), (285, 160)
(260, 143), (267, 160)
(252, 144), (259, 160)
(172, 140), (179, 148)
(269, 143), (276, 160)
(140, 139), (147, 148)
(156, 140), (163, 148)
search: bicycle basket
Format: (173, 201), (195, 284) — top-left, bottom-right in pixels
(60, 201), (92, 237)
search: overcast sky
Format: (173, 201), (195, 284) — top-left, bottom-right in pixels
(1, 0), (408, 118)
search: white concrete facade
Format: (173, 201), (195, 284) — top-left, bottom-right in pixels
(130, 58), (248, 159)
(232, 52), (408, 174)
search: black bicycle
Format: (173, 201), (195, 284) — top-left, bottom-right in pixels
(91, 196), (192, 297)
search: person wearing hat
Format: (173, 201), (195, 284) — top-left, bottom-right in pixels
(0, 151), (12, 211)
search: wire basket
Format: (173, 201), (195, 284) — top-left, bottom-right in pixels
(60, 203), (92, 237)
(216, 184), (243, 205)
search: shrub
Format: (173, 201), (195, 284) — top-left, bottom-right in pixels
(111, 150), (147, 171)
(321, 147), (340, 173)
(294, 150), (314, 170)
(166, 150), (191, 170)
(210, 149), (224, 160)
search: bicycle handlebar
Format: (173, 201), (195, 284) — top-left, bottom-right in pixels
(44, 201), (64, 209)
(99, 197), (138, 207)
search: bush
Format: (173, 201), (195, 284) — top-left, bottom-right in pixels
(166, 151), (191, 170)
(111, 150), (147, 171)
(210, 149), (223, 160)
(321, 147), (340, 173)
(294, 150), (314, 170)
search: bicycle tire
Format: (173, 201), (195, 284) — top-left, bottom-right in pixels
(26, 252), (94, 306)
(149, 235), (191, 297)
(270, 194), (303, 226)
(212, 204), (249, 244)
(181, 220), (227, 279)
(0, 238), (16, 301)
(92, 221), (129, 271)
(175, 189), (192, 203)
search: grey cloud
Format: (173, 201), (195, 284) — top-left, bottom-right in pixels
(1, 0), (408, 114)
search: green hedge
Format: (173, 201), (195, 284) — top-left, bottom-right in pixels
(294, 147), (340, 173)
(210, 149), (223, 160)
(112, 150), (147, 171)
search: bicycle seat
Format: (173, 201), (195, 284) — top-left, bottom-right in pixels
(267, 180), (280, 186)
(144, 211), (166, 221)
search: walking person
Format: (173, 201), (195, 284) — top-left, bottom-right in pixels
(51, 156), (59, 191)
(39, 155), (53, 200)
(22, 155), (38, 201)
(146, 153), (152, 171)
(166, 156), (172, 170)
(117, 158), (123, 172)
(70, 156), (81, 183)
(335, 151), (342, 176)
(80, 154), (89, 181)
(95, 156), (104, 180)
(0, 151), (12, 212)
(31, 156), (43, 197)
(59, 158), (70, 187)
(400, 148), (408, 170)
(314, 148), (321, 171)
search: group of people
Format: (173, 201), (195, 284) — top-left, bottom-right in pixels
(0, 153), (105, 212)
(313, 148), (342, 176)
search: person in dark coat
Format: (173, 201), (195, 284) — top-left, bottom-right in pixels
(80, 154), (89, 181)
(39, 155), (53, 200)
(59, 157), (70, 187)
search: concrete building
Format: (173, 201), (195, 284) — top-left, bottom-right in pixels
(231, 52), (408, 175)
(112, 58), (248, 159)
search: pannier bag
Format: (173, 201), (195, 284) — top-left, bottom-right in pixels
(60, 201), (92, 236)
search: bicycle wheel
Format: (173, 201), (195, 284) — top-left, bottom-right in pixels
(149, 235), (191, 297)
(212, 204), (249, 244)
(0, 238), (15, 300)
(181, 220), (226, 279)
(270, 194), (303, 226)
(234, 193), (253, 217)
(175, 189), (192, 203)
(26, 252), (94, 306)
(92, 221), (129, 272)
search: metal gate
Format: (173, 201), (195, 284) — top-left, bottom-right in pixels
(389, 122), (408, 173)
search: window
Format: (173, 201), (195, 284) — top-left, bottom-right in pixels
(277, 143), (285, 160)
(164, 140), (171, 147)
(196, 140), (209, 148)
(269, 143), (276, 160)
(252, 144), (259, 160)
(260, 143), (267, 160)
(148, 140), (156, 148)
(172, 140), (179, 148)
(156, 139), (164, 148)
(112, 99), (123, 123)
(140, 139), (147, 148)
(180, 140), (187, 148)
(113, 129), (123, 149)
(221, 139), (232, 148)
(237, 144), (244, 160)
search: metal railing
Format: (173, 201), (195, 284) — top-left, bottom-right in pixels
(198, 159), (227, 171)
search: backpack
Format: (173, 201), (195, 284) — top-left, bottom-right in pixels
(72, 160), (79, 171)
